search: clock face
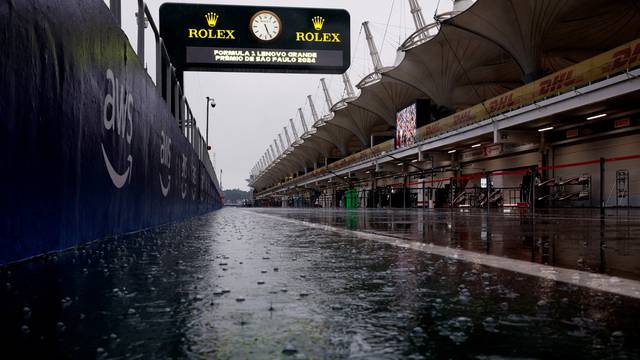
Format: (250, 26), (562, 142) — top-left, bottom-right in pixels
(250, 10), (282, 42)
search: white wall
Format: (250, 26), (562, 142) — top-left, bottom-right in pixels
(553, 133), (640, 207)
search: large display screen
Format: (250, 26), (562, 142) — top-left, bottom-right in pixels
(160, 3), (350, 74)
(395, 103), (417, 148)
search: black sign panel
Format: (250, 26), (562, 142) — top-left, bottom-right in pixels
(159, 3), (350, 74)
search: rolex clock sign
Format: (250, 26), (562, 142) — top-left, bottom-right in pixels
(159, 3), (350, 74)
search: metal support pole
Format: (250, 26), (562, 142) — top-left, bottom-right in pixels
(532, 170), (536, 213)
(600, 157), (605, 211)
(308, 95), (320, 124)
(284, 127), (292, 146)
(408, 0), (427, 30)
(320, 78), (333, 112)
(173, 80), (180, 125)
(362, 21), (383, 71)
(206, 98), (210, 146)
(342, 73), (356, 98)
(179, 95), (185, 131)
(110, 0), (121, 26)
(274, 139), (281, 155)
(156, 38), (163, 95)
(289, 118), (299, 140)
(137, 0), (145, 61)
(298, 108), (309, 133)
(486, 173), (491, 211)
(403, 175), (407, 209)
(422, 178), (425, 209)
(166, 66), (172, 113)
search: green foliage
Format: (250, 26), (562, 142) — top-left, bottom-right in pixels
(223, 188), (250, 203)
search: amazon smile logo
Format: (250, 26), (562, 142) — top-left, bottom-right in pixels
(181, 154), (189, 199)
(159, 130), (172, 197)
(102, 69), (134, 189)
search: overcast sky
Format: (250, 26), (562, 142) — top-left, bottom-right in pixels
(117, 0), (450, 190)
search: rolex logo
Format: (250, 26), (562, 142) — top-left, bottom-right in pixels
(296, 16), (340, 43)
(205, 12), (219, 27)
(312, 16), (325, 31)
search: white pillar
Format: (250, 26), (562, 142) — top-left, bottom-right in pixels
(308, 95), (320, 123)
(320, 78), (333, 112)
(342, 72), (356, 98)
(363, 21), (383, 71)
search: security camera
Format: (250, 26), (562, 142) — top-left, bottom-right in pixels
(210, 100), (216, 108)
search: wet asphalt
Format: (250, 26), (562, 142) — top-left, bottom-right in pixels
(1, 207), (639, 359)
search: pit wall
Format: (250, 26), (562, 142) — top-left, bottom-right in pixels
(0, 0), (222, 264)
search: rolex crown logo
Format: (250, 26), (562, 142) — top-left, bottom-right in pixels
(312, 16), (325, 31)
(205, 12), (219, 27)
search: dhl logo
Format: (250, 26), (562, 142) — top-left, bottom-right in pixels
(453, 110), (473, 125)
(423, 122), (442, 135)
(539, 70), (576, 96)
(488, 93), (516, 114)
(605, 42), (640, 72)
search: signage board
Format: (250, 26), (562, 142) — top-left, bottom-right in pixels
(395, 103), (417, 148)
(394, 99), (432, 149)
(159, 3), (350, 74)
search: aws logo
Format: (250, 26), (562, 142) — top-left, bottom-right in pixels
(188, 11), (236, 40)
(101, 68), (133, 189)
(296, 16), (341, 43)
(159, 130), (172, 197)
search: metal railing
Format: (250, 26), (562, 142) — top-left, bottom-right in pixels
(107, 0), (220, 192)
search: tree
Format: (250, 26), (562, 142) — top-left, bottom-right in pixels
(223, 188), (250, 204)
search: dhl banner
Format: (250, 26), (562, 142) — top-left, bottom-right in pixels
(418, 37), (640, 140)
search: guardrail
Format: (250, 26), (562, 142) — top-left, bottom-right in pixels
(256, 37), (640, 198)
(108, 0), (220, 192)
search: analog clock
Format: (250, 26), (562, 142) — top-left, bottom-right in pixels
(250, 10), (282, 42)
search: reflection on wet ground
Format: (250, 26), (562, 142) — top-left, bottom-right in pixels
(1, 207), (640, 358)
(259, 208), (640, 282)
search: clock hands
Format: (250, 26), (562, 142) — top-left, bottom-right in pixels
(251, 12), (280, 41)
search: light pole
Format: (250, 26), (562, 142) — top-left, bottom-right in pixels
(206, 97), (216, 150)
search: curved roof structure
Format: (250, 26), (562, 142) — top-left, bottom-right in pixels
(250, 0), (640, 191)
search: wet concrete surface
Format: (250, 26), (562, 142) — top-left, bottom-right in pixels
(1, 207), (640, 358)
(258, 208), (640, 282)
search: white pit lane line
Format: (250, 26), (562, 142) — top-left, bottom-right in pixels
(249, 210), (640, 300)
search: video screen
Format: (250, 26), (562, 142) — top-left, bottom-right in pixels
(395, 103), (417, 148)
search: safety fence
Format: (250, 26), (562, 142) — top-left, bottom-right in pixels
(257, 37), (640, 198)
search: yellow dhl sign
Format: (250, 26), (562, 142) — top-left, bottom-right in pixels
(418, 37), (640, 140)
